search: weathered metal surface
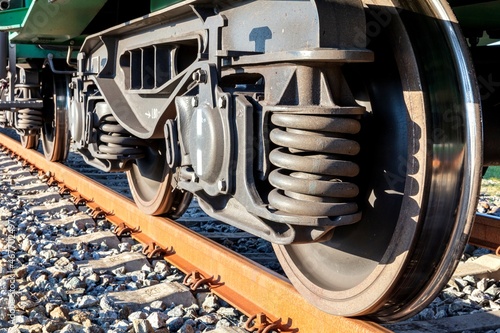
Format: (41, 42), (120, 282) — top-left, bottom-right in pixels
(0, 132), (389, 333)
(469, 213), (500, 251)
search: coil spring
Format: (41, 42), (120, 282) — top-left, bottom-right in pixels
(268, 113), (360, 217)
(95, 115), (145, 160)
(0, 110), (6, 125)
(16, 108), (43, 130)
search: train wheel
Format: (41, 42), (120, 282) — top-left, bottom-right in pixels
(127, 141), (191, 216)
(20, 135), (38, 149)
(273, 0), (481, 321)
(41, 74), (70, 162)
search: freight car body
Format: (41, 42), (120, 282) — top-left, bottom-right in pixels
(1, 0), (498, 322)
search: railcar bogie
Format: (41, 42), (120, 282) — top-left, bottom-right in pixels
(0, 0), (498, 322)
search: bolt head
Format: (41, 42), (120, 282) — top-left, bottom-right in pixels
(199, 71), (207, 83)
(191, 70), (207, 84)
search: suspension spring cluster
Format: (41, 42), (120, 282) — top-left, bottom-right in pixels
(16, 108), (42, 131)
(268, 111), (361, 218)
(94, 114), (145, 160)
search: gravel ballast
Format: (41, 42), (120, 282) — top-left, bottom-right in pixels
(0, 152), (248, 333)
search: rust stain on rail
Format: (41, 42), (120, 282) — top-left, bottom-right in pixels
(0, 133), (389, 333)
(470, 213), (500, 253)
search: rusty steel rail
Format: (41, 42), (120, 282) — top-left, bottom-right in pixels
(470, 213), (500, 253)
(0, 133), (389, 332)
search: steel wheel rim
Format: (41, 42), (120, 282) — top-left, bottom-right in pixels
(127, 141), (176, 216)
(41, 74), (70, 162)
(274, 0), (481, 321)
(20, 135), (38, 150)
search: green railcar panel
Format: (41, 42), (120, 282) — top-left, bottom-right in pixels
(150, 0), (185, 12)
(15, 44), (69, 60)
(0, 0), (32, 31)
(0, 8), (29, 31)
(9, 0), (107, 44)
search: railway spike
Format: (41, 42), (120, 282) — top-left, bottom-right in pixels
(58, 184), (71, 195)
(244, 313), (297, 333)
(182, 271), (223, 291)
(142, 242), (173, 259)
(46, 176), (58, 186)
(90, 206), (107, 219)
(112, 222), (140, 237)
(72, 194), (87, 205)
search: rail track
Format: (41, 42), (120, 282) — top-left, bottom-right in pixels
(470, 214), (500, 254)
(2, 130), (500, 332)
